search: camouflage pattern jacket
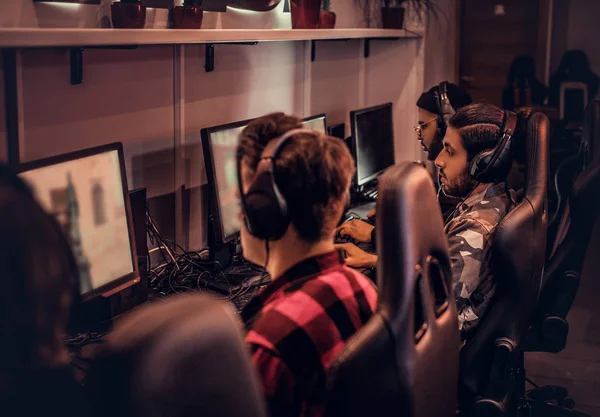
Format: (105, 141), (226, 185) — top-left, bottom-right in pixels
(444, 182), (515, 342)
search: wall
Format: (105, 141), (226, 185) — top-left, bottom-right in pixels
(551, 0), (600, 76)
(424, 0), (459, 88)
(0, 1), (427, 251)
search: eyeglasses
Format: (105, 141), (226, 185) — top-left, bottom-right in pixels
(414, 117), (438, 139)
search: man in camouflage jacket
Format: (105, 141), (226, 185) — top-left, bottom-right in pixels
(444, 182), (515, 342)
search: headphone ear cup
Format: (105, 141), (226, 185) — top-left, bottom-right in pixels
(243, 171), (289, 240)
(437, 115), (446, 138)
(470, 138), (514, 183)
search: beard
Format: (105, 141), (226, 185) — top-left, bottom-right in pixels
(440, 168), (478, 198)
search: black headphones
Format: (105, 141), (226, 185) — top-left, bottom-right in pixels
(435, 81), (456, 138)
(469, 110), (518, 183)
(237, 128), (318, 241)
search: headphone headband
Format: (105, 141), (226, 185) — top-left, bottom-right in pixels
(434, 81), (456, 158)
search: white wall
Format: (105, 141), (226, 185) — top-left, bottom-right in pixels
(0, 1), (429, 250)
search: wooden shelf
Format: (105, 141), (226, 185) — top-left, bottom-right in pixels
(0, 28), (421, 48)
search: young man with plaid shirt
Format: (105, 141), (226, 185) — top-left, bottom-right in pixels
(237, 113), (378, 417)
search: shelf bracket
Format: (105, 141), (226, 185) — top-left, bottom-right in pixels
(310, 38), (351, 62)
(69, 45), (139, 85)
(204, 42), (259, 73)
(364, 37), (402, 59)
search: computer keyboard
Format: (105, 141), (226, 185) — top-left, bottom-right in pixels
(365, 189), (378, 200)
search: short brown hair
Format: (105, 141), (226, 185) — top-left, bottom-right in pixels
(237, 113), (355, 242)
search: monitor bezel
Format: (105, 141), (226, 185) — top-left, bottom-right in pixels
(302, 113), (327, 133)
(16, 142), (140, 303)
(201, 118), (254, 244)
(350, 102), (395, 187)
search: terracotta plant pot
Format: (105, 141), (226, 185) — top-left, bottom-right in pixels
(170, 6), (203, 29)
(290, 0), (320, 29)
(381, 6), (405, 29)
(318, 10), (336, 29)
(111, 2), (146, 29)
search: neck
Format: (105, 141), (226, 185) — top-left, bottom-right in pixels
(266, 236), (335, 280)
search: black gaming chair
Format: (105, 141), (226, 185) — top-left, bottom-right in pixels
(521, 100), (600, 417)
(546, 100), (598, 255)
(87, 294), (267, 417)
(459, 113), (549, 416)
(326, 162), (459, 417)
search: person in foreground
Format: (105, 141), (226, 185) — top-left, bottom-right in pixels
(237, 113), (378, 417)
(338, 103), (525, 342)
(0, 165), (89, 416)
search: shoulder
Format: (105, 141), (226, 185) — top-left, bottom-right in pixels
(467, 190), (512, 232)
(246, 266), (377, 355)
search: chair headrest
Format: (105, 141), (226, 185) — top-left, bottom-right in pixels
(89, 294), (267, 417)
(376, 162), (451, 330)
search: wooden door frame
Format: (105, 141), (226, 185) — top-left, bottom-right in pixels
(455, 0), (554, 89)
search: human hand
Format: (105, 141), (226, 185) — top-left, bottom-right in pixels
(335, 219), (374, 243)
(367, 209), (376, 219)
(335, 243), (378, 268)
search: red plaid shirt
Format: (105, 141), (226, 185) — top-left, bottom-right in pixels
(241, 251), (378, 417)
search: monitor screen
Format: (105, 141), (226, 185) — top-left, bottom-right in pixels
(202, 120), (250, 243)
(351, 103), (395, 186)
(18, 144), (136, 298)
(302, 113), (327, 134)
(328, 122), (345, 140)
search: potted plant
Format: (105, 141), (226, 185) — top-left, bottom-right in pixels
(290, 0), (321, 29)
(381, 0), (405, 29)
(353, 0), (437, 29)
(111, 0), (147, 29)
(170, 0), (204, 29)
(319, 0), (336, 29)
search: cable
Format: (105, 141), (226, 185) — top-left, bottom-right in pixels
(145, 203), (268, 303)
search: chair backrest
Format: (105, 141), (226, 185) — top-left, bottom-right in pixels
(528, 99), (600, 352)
(547, 98), (599, 252)
(87, 294), (267, 417)
(559, 81), (588, 123)
(326, 162), (459, 417)
(459, 113), (549, 403)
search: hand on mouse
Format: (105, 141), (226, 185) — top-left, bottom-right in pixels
(335, 219), (374, 243)
(335, 243), (378, 269)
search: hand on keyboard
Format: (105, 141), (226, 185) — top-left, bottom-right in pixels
(335, 218), (374, 243)
(334, 242), (378, 269)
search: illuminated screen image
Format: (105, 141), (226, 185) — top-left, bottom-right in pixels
(207, 124), (246, 241)
(302, 115), (326, 133)
(19, 150), (134, 295)
(352, 104), (395, 186)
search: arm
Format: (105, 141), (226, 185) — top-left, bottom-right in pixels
(445, 216), (492, 340)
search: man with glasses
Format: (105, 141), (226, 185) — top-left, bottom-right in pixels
(415, 82), (473, 161)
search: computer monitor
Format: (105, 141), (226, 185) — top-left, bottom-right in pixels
(17, 143), (139, 302)
(327, 122), (346, 140)
(350, 103), (395, 187)
(201, 118), (253, 245)
(302, 113), (327, 133)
